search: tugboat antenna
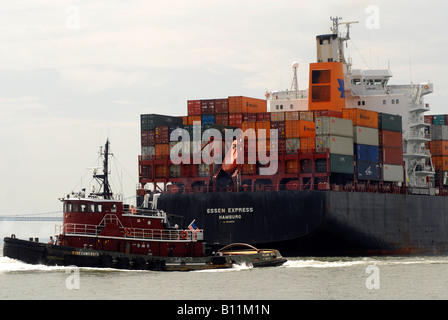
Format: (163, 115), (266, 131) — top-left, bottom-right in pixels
(92, 139), (113, 199)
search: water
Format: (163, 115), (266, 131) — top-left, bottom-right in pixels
(1, 248), (448, 300)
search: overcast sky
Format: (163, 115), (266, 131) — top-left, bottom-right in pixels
(0, 0), (447, 237)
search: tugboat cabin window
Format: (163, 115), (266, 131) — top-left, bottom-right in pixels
(64, 203), (71, 212)
(72, 203), (79, 212)
(96, 204), (103, 213)
(88, 204), (94, 213)
(111, 204), (117, 213)
(80, 204), (87, 212)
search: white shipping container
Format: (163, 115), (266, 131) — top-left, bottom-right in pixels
(315, 117), (353, 137)
(198, 163), (210, 177)
(270, 112), (285, 122)
(169, 164), (181, 178)
(141, 146), (155, 157)
(353, 126), (379, 146)
(431, 125), (448, 141)
(285, 138), (301, 151)
(315, 135), (354, 155)
(382, 164), (404, 182)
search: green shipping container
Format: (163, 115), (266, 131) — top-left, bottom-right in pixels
(330, 154), (354, 174)
(141, 114), (183, 131)
(378, 113), (402, 132)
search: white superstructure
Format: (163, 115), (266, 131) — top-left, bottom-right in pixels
(267, 16), (434, 188)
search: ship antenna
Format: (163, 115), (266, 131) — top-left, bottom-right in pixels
(92, 139), (113, 199)
(290, 61), (299, 99)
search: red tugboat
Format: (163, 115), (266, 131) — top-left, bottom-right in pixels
(3, 140), (286, 271)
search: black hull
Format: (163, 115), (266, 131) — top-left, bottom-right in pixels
(3, 237), (286, 271)
(157, 190), (448, 256)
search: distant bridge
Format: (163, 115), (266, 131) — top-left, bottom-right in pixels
(0, 211), (63, 221)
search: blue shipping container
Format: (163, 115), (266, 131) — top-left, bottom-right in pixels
(201, 115), (215, 125)
(356, 161), (380, 181)
(354, 144), (379, 163)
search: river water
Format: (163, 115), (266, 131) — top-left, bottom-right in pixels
(1, 248), (447, 301)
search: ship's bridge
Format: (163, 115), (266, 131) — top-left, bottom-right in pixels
(349, 69), (393, 95)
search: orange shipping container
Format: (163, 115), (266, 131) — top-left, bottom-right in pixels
(342, 108), (378, 128)
(228, 96), (267, 114)
(285, 159), (298, 174)
(430, 141), (448, 156)
(285, 120), (315, 138)
(300, 137), (316, 150)
(432, 156), (448, 171)
(155, 144), (170, 156)
(188, 116), (201, 125)
(242, 164), (256, 175)
(228, 113), (242, 127)
(242, 121), (256, 133)
(256, 121), (271, 139)
(155, 165), (168, 178)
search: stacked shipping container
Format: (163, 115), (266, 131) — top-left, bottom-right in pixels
(431, 124), (448, 175)
(140, 99), (407, 187)
(315, 116), (354, 174)
(377, 113), (404, 182)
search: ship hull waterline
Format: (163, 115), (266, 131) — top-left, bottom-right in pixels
(2, 237), (286, 271)
(155, 190), (448, 256)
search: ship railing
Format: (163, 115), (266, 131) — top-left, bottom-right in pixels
(62, 223), (204, 241)
(63, 223), (98, 236)
(122, 228), (204, 242)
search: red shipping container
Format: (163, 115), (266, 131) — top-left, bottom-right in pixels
(272, 138), (286, 152)
(214, 99), (229, 114)
(379, 130), (402, 148)
(270, 121), (285, 138)
(313, 109), (343, 119)
(228, 113), (242, 127)
(201, 99), (215, 115)
(242, 113), (257, 122)
(215, 114), (229, 126)
(285, 159), (299, 174)
(424, 115), (433, 124)
(380, 147), (403, 165)
(141, 130), (155, 146)
(155, 126), (169, 144)
(187, 100), (201, 116)
(257, 112), (270, 122)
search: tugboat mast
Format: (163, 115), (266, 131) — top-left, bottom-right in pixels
(93, 139), (113, 199)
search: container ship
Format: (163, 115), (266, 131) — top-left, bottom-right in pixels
(136, 17), (448, 256)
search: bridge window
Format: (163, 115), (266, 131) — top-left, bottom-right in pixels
(80, 204), (87, 212)
(96, 204), (103, 213)
(111, 204), (117, 213)
(88, 204), (94, 213)
(64, 203), (70, 212)
(72, 203), (79, 212)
